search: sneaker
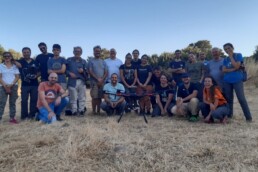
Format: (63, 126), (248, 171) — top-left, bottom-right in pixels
(106, 110), (114, 116)
(56, 116), (63, 121)
(9, 118), (18, 124)
(65, 110), (73, 116)
(189, 115), (199, 122)
(79, 111), (85, 116)
(146, 111), (151, 116)
(246, 118), (252, 123)
(72, 112), (77, 116)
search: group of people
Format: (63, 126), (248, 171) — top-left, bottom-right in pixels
(0, 42), (252, 124)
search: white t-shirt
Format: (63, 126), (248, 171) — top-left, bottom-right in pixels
(104, 58), (123, 82)
(0, 63), (20, 86)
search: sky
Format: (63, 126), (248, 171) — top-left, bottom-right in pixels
(1, 0), (258, 61)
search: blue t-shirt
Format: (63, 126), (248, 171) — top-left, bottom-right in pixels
(35, 53), (54, 81)
(18, 58), (39, 86)
(137, 65), (152, 85)
(208, 58), (224, 88)
(223, 53), (243, 83)
(103, 83), (125, 102)
(47, 57), (67, 84)
(169, 60), (185, 84)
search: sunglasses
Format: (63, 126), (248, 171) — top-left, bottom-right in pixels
(3, 55), (11, 58)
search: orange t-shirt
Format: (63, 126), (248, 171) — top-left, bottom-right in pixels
(37, 82), (62, 108)
(203, 87), (227, 106)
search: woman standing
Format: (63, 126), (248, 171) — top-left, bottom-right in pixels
(199, 76), (229, 123)
(119, 53), (138, 112)
(0, 52), (20, 123)
(136, 54), (153, 115)
(222, 43), (252, 122)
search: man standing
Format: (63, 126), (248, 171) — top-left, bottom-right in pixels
(36, 42), (54, 82)
(208, 48), (224, 88)
(66, 46), (87, 116)
(171, 73), (199, 122)
(185, 53), (204, 83)
(198, 52), (209, 78)
(169, 50), (186, 86)
(104, 48), (123, 83)
(47, 44), (67, 90)
(101, 73), (126, 116)
(185, 53), (204, 100)
(88, 45), (108, 114)
(16, 47), (40, 120)
(37, 72), (68, 123)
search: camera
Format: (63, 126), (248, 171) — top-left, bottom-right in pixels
(23, 64), (38, 83)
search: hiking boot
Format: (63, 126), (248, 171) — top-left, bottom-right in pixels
(9, 118), (18, 124)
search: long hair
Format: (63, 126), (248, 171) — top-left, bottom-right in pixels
(204, 75), (219, 103)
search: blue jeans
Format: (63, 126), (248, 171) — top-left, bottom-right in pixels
(199, 102), (230, 120)
(152, 103), (174, 116)
(223, 81), (252, 120)
(38, 97), (69, 124)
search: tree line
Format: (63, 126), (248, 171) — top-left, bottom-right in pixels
(1, 40), (258, 66)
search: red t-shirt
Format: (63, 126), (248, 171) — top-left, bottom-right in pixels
(37, 82), (62, 108)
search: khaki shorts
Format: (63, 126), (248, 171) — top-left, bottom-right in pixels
(90, 82), (103, 99)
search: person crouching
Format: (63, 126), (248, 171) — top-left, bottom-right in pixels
(101, 73), (126, 116)
(37, 72), (69, 123)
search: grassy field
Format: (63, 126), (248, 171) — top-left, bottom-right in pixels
(0, 60), (258, 172)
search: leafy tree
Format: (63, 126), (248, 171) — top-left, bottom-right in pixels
(8, 49), (22, 60)
(101, 48), (110, 59)
(86, 48), (110, 63)
(0, 45), (5, 61)
(252, 45), (258, 62)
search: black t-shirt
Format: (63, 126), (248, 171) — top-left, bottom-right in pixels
(131, 59), (141, 68)
(177, 83), (197, 102)
(169, 60), (185, 83)
(18, 58), (39, 86)
(137, 65), (152, 85)
(155, 85), (174, 105)
(119, 64), (136, 85)
(35, 53), (54, 81)
(151, 75), (160, 88)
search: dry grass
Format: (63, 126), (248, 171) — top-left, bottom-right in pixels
(0, 61), (258, 172)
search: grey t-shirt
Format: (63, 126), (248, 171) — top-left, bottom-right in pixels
(47, 57), (67, 84)
(208, 58), (224, 88)
(88, 58), (107, 83)
(186, 62), (204, 83)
